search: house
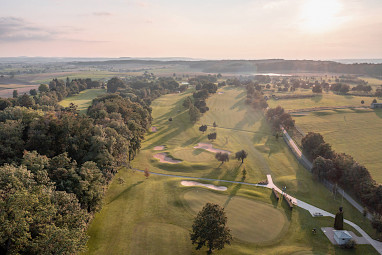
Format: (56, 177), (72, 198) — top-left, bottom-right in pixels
(371, 103), (382, 109)
(333, 230), (352, 245)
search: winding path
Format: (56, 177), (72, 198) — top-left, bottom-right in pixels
(131, 168), (382, 254)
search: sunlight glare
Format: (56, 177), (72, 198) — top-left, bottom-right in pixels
(300, 0), (343, 33)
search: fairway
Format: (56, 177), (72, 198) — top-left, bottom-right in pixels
(59, 88), (106, 112)
(268, 92), (378, 111)
(294, 109), (382, 183)
(184, 189), (288, 243)
(87, 87), (378, 254)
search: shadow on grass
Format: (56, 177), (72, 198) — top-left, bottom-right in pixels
(182, 136), (204, 147)
(270, 193), (279, 208)
(223, 183), (242, 208)
(281, 197), (293, 221)
(108, 180), (144, 204)
(311, 95), (323, 103)
(374, 109), (382, 119)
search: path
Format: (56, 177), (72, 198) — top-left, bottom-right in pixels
(281, 126), (371, 220)
(130, 168), (382, 254)
(287, 105), (370, 114)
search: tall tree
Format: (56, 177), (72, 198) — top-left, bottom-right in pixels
(215, 152), (229, 164)
(235, 150), (248, 163)
(199, 125), (207, 133)
(190, 203), (232, 253)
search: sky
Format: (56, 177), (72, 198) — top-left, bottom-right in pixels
(0, 0), (381, 59)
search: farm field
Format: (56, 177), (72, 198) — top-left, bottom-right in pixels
(294, 108), (382, 183)
(267, 92), (379, 111)
(59, 88), (106, 112)
(86, 87), (377, 254)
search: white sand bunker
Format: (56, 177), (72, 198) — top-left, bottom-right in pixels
(194, 143), (231, 154)
(151, 126), (157, 132)
(153, 153), (182, 164)
(218, 92), (224, 94)
(154, 145), (165, 151)
(181, 181), (227, 191)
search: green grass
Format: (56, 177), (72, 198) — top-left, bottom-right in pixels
(268, 92), (379, 111)
(58, 89), (106, 113)
(184, 188), (288, 243)
(86, 87), (378, 254)
(294, 108), (382, 183)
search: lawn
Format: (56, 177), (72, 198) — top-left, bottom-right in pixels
(268, 92), (379, 111)
(59, 89), (106, 112)
(294, 108), (382, 183)
(86, 87), (378, 254)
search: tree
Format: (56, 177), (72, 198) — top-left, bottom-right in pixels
(235, 150), (248, 163)
(312, 85), (322, 93)
(213, 121), (217, 128)
(13, 90), (18, 98)
(107, 77), (126, 93)
(183, 96), (192, 108)
(301, 132), (325, 159)
(29, 89), (37, 96)
(189, 105), (201, 122)
(361, 100), (364, 104)
(190, 203), (232, 253)
(38, 84), (49, 92)
(373, 99), (378, 104)
(215, 152), (229, 164)
(207, 132), (217, 142)
(144, 168), (150, 178)
(199, 125), (207, 133)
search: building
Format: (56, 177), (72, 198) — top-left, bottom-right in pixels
(333, 230), (352, 245)
(371, 103), (382, 109)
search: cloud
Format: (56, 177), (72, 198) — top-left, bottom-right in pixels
(93, 12), (112, 16)
(0, 17), (57, 42)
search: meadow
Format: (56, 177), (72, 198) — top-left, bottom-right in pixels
(58, 88), (106, 112)
(86, 87), (377, 254)
(294, 108), (382, 183)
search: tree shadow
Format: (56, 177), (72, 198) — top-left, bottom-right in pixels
(280, 198), (293, 221)
(270, 192), (279, 208)
(311, 95), (323, 103)
(374, 109), (382, 119)
(108, 181), (144, 204)
(223, 183), (242, 208)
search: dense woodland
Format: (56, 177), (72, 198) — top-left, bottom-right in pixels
(0, 75), (180, 254)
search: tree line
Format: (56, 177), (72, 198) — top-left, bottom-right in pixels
(302, 132), (382, 233)
(0, 75), (181, 254)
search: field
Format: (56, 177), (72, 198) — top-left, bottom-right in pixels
(294, 108), (382, 183)
(86, 87), (377, 254)
(267, 92), (379, 111)
(59, 89), (106, 112)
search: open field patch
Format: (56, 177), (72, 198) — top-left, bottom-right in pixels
(295, 109), (382, 183)
(58, 88), (106, 112)
(184, 189), (288, 243)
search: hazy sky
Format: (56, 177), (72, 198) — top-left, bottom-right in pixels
(0, 0), (381, 59)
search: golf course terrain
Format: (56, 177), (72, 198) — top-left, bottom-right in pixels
(85, 87), (377, 254)
(59, 88), (106, 112)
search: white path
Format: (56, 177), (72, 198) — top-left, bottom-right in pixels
(131, 168), (382, 254)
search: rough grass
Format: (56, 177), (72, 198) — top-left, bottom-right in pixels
(295, 108), (382, 183)
(86, 87), (378, 254)
(59, 89), (106, 113)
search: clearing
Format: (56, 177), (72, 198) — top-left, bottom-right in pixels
(58, 88), (106, 112)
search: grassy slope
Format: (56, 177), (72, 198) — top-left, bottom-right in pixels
(294, 108), (382, 183)
(86, 87), (377, 254)
(58, 89), (106, 113)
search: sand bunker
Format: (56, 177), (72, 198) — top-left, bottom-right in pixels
(194, 143), (231, 154)
(154, 145), (165, 151)
(218, 92), (224, 94)
(153, 153), (182, 164)
(181, 181), (227, 191)
(151, 126), (157, 132)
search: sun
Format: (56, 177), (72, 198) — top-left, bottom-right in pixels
(299, 0), (343, 33)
